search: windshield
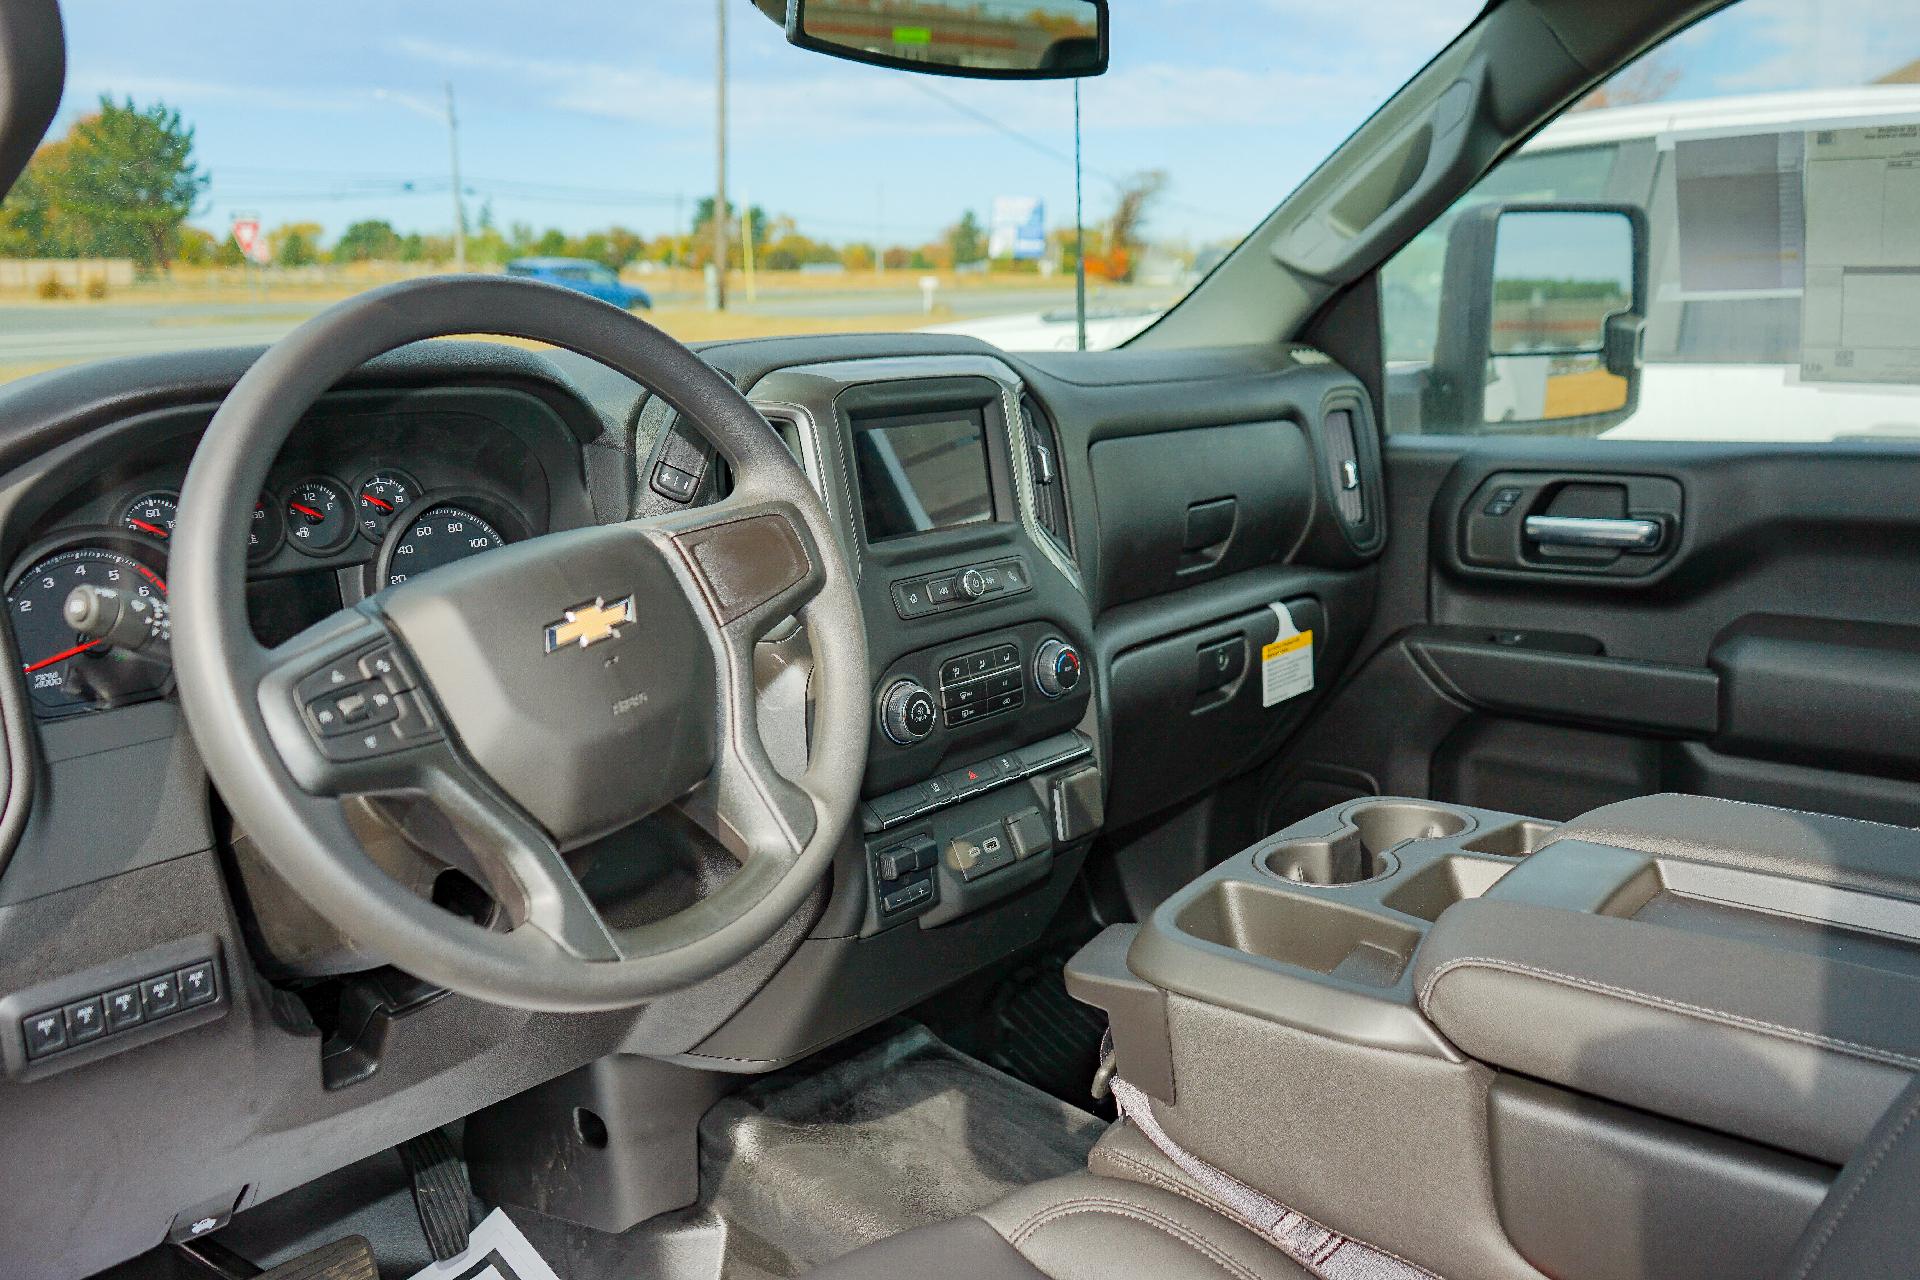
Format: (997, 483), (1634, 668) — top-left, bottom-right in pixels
(0, 0), (1482, 383)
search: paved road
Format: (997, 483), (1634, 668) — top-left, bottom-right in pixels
(0, 282), (1180, 371)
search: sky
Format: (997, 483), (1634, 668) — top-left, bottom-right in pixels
(47, 0), (1920, 252)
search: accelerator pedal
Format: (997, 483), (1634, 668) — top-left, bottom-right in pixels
(399, 1128), (475, 1261)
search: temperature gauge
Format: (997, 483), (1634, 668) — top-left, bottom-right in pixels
(356, 470), (417, 541)
(285, 478), (354, 555)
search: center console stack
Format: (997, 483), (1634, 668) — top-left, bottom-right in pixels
(1069, 792), (1920, 1280)
(748, 359), (1099, 941)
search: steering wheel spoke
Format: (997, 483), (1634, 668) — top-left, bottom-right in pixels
(637, 491), (829, 644)
(421, 772), (625, 964)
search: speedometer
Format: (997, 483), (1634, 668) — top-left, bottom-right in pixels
(9, 546), (170, 716)
(381, 505), (506, 588)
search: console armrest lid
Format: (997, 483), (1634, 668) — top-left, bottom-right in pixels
(1414, 898), (1920, 1165)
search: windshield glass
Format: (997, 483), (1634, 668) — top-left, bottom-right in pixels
(0, 0), (1481, 382)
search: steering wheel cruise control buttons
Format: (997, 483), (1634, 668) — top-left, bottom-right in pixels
(295, 640), (442, 762)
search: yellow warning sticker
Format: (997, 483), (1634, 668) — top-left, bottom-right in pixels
(1261, 627), (1314, 707)
(1261, 632), (1313, 661)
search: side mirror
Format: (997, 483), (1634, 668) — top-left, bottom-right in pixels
(757, 0), (1108, 80)
(1428, 203), (1648, 435)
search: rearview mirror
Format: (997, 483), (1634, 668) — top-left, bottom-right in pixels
(761, 0), (1108, 79)
(1429, 203), (1648, 435)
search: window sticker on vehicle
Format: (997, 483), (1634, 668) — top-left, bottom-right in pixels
(1802, 123), (1920, 385)
(404, 1208), (562, 1280)
(1262, 604), (1314, 708)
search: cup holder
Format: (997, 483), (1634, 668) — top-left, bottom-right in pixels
(1259, 801), (1471, 887)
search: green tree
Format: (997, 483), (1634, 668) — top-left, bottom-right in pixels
(16, 98), (210, 269)
(270, 221), (323, 267)
(332, 219), (404, 263)
(947, 210), (985, 266)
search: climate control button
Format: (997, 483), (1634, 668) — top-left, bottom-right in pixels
(879, 679), (938, 745)
(1033, 639), (1082, 699)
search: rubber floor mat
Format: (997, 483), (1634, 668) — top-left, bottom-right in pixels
(980, 947), (1112, 1108)
(699, 1024), (1105, 1271)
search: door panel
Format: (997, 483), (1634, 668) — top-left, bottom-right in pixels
(1262, 435), (1920, 827)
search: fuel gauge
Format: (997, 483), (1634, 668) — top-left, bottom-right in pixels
(285, 478), (354, 555)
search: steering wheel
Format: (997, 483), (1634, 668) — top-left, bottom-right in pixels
(171, 277), (868, 1011)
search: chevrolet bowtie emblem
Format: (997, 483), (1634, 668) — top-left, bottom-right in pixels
(544, 595), (635, 652)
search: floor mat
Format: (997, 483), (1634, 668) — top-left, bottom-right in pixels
(698, 1023), (1106, 1272)
(979, 945), (1112, 1109)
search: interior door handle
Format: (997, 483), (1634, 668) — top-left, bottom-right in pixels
(1523, 515), (1664, 551)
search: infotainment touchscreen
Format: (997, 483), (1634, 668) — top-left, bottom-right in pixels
(853, 407), (995, 542)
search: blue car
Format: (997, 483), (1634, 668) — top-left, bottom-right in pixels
(504, 256), (652, 310)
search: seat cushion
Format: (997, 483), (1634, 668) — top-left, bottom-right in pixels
(807, 1172), (1314, 1280)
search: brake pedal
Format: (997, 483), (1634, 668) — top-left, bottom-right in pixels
(399, 1128), (475, 1261)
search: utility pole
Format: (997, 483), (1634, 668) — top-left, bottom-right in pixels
(712, 0), (729, 310)
(445, 81), (466, 272)
(742, 197), (757, 302)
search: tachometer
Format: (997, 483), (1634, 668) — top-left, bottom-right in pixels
(381, 505), (506, 588)
(9, 546), (169, 716)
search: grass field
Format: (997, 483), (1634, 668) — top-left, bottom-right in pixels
(0, 262), (1162, 383)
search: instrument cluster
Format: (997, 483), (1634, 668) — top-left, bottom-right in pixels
(8, 464), (533, 721)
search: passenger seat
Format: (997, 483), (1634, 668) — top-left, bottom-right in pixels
(809, 1075), (1920, 1278)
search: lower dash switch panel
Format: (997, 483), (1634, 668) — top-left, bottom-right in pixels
(1, 935), (228, 1081)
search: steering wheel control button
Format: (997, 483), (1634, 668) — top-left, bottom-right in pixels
(21, 1008), (66, 1058)
(358, 645), (416, 691)
(889, 556), (1032, 619)
(1033, 638), (1083, 699)
(879, 679), (937, 745)
(650, 461), (699, 503)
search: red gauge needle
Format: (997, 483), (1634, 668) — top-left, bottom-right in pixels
(127, 518), (169, 538)
(23, 638), (102, 674)
(361, 494), (394, 511)
(289, 502), (325, 521)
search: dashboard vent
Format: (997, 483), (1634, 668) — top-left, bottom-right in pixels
(1020, 395), (1074, 559)
(1323, 406), (1366, 527)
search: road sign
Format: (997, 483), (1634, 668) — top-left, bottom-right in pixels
(989, 196), (1046, 261)
(230, 217), (268, 264)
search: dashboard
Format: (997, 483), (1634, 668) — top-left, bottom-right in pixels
(0, 332), (1381, 1280)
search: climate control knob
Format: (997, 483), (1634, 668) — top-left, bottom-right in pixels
(879, 679), (938, 745)
(1033, 639), (1083, 699)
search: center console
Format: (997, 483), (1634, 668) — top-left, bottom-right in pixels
(1069, 792), (1920, 1280)
(752, 363), (1101, 939)
(680, 355), (1102, 1070)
